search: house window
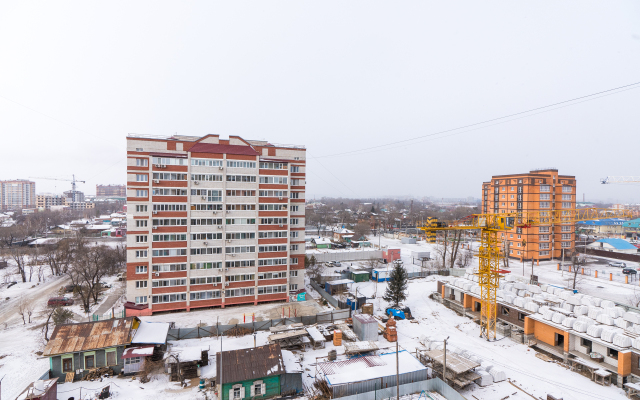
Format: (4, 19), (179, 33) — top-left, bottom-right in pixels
(135, 265), (147, 274)
(290, 271), (298, 277)
(290, 284), (298, 291)
(608, 348), (618, 360)
(233, 387), (242, 399)
(581, 338), (592, 348)
(124, 357), (141, 365)
(518, 313), (525, 322)
(84, 354), (95, 369)
(502, 307), (510, 316)
(62, 356), (73, 372)
(255, 384), (262, 396)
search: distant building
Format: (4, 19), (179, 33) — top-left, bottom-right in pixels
(36, 194), (68, 210)
(0, 179), (36, 210)
(63, 189), (84, 203)
(588, 238), (638, 254)
(97, 184), (126, 198)
(481, 169), (576, 261)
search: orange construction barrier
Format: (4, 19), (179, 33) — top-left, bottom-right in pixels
(610, 273), (613, 281)
(626, 276), (629, 284)
(595, 271), (598, 278)
(557, 263), (560, 271)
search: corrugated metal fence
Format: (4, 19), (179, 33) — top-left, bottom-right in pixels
(310, 250), (383, 263)
(331, 368), (429, 398)
(166, 309), (351, 340)
(309, 279), (340, 308)
(334, 378), (465, 400)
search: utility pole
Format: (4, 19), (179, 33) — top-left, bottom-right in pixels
(396, 337), (400, 400)
(443, 336), (449, 385)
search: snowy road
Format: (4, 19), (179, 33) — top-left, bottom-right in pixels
(0, 273), (69, 326)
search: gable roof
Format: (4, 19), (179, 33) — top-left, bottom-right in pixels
(189, 142), (259, 156)
(623, 218), (640, 228)
(216, 344), (284, 384)
(595, 238), (637, 250)
(43, 317), (138, 356)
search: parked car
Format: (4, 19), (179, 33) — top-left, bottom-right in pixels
(116, 272), (126, 281)
(325, 261), (342, 268)
(48, 297), (74, 307)
(622, 268), (638, 275)
(608, 261), (626, 268)
(64, 284), (80, 293)
(99, 282), (112, 289)
(385, 306), (413, 320)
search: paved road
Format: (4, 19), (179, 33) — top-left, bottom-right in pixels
(0, 274), (70, 327)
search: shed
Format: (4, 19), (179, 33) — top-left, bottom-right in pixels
(372, 268), (392, 282)
(350, 271), (370, 283)
(588, 238), (638, 254)
(216, 344), (293, 400)
(312, 237), (333, 249)
(325, 279), (354, 295)
(15, 378), (58, 400)
(317, 351), (428, 398)
(131, 321), (170, 345)
(42, 317), (140, 381)
(401, 237), (416, 244)
(382, 248), (401, 263)
(411, 251), (431, 266)
(353, 314), (379, 341)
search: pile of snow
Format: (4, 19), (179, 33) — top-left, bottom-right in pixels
(623, 312), (640, 324)
(475, 370), (493, 386)
(587, 324), (604, 338)
(542, 309), (554, 321)
(551, 312), (566, 325)
(574, 305), (588, 316)
(562, 317), (577, 329)
(489, 369), (507, 382)
(588, 307), (604, 319)
(596, 314), (614, 326)
(607, 307), (624, 319)
(600, 328), (622, 343)
(613, 334), (632, 348)
(615, 318), (632, 330)
(524, 302), (539, 313)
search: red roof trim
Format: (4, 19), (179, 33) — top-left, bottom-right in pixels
(189, 143), (259, 156)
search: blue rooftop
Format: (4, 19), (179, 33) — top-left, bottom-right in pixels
(595, 238), (637, 250)
(576, 218), (626, 226)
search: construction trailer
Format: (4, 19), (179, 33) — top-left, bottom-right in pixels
(325, 279), (354, 295)
(352, 314), (379, 341)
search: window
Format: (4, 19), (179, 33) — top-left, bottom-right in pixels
(227, 161), (256, 168)
(191, 218), (223, 226)
(259, 204), (287, 211)
(136, 174), (148, 182)
(226, 218), (256, 225)
(562, 234), (571, 240)
(190, 291), (221, 300)
(290, 284), (298, 291)
(290, 231), (299, 238)
(258, 258), (287, 266)
(290, 166), (299, 173)
(226, 246), (256, 254)
(562, 186), (572, 193)
(290, 271), (298, 277)
(561, 225), (572, 232)
(260, 162), (287, 169)
(192, 189), (223, 202)
(227, 274), (255, 282)
(259, 176), (288, 184)
(136, 159), (148, 167)
(258, 190), (286, 197)
(561, 241), (571, 248)
(135, 235), (148, 243)
(135, 190), (148, 197)
(581, 338), (592, 348)
(539, 235), (550, 241)
(135, 296), (147, 304)
(191, 158), (223, 167)
(136, 205), (148, 212)
(190, 276), (222, 284)
(191, 203), (223, 211)
(135, 250), (147, 258)
(154, 263), (188, 272)
(608, 348), (618, 360)
(225, 288), (255, 297)
(254, 383), (262, 396)
(153, 204), (187, 211)
(135, 280), (147, 288)
(62, 356), (73, 373)
(191, 233), (222, 240)
(152, 188), (188, 196)
(152, 249), (187, 257)
(227, 190), (256, 197)
(510, 234), (513, 238)
(125, 357), (142, 365)
(190, 262), (222, 270)
(226, 204), (256, 211)
(501, 195), (505, 199)
(539, 202), (550, 208)
(234, 387), (242, 399)
(152, 279), (187, 287)
(259, 271), (287, 279)
(152, 293), (188, 303)
(540, 243), (550, 249)
(562, 194), (572, 200)
(191, 174), (223, 182)
(153, 218), (188, 226)
(290, 218), (299, 225)
(257, 285), (287, 294)
(135, 265), (147, 273)
(259, 245), (287, 252)
(226, 260), (255, 268)
(226, 232), (255, 239)
(290, 244), (299, 251)
(152, 157), (186, 165)
(259, 218), (287, 225)
(502, 307), (510, 316)
(85, 354), (95, 369)
(290, 257), (298, 265)
(290, 192), (300, 199)
(518, 313), (525, 322)
(540, 194), (550, 200)
(540, 251), (550, 256)
(106, 350), (117, 366)
(154, 234), (188, 241)
(190, 247), (223, 255)
(290, 205), (299, 212)
(539, 226), (550, 233)
(136, 148), (144, 152)
(227, 175), (256, 183)
(540, 185), (550, 192)
(562, 202), (571, 209)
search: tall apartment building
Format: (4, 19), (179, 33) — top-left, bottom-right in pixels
(1, 180), (36, 210)
(97, 184), (126, 198)
(481, 169), (576, 261)
(36, 194), (68, 209)
(126, 134), (306, 313)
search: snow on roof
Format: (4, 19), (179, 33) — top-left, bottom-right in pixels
(313, 238), (333, 244)
(132, 321), (170, 344)
(122, 345), (155, 358)
(281, 349), (302, 373)
(306, 327), (326, 343)
(319, 351), (426, 385)
(594, 238), (637, 250)
(326, 279), (354, 285)
(577, 218), (627, 226)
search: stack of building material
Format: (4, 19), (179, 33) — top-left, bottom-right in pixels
(514, 298), (526, 308)
(588, 307), (604, 319)
(503, 293), (516, 304)
(587, 324), (604, 338)
(631, 338), (640, 351)
(591, 297), (603, 307)
(488, 369), (506, 382)
(558, 291), (573, 301)
(615, 318), (633, 330)
(524, 302), (539, 313)
(596, 314), (614, 326)
(573, 305), (588, 316)
(475, 370), (493, 386)
(539, 306), (551, 315)
(542, 309), (554, 321)
(581, 297), (594, 306)
(624, 312), (640, 324)
(527, 285), (541, 294)
(562, 317), (577, 329)
(480, 361), (494, 371)
(607, 307), (625, 318)
(566, 297), (582, 306)
(613, 334), (632, 348)
(601, 300), (615, 309)
(562, 303), (575, 313)
(601, 328), (623, 343)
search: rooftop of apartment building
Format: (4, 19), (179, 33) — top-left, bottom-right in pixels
(127, 133), (305, 150)
(484, 168), (575, 180)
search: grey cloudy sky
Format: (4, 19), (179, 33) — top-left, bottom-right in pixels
(1, 1), (639, 202)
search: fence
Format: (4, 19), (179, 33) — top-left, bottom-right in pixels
(576, 246), (640, 262)
(309, 250), (383, 263)
(309, 279), (341, 308)
(92, 310), (126, 321)
(165, 309), (351, 341)
(334, 378), (465, 400)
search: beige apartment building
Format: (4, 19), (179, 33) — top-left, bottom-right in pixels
(1, 180), (36, 211)
(481, 169), (576, 261)
(125, 134), (306, 313)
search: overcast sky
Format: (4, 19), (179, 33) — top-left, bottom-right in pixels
(1, 1), (639, 202)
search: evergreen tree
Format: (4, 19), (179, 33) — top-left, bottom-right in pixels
(383, 264), (408, 307)
(304, 255), (310, 268)
(310, 255), (317, 266)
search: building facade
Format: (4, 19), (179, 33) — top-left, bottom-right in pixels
(36, 194), (68, 210)
(481, 169), (576, 261)
(1, 179), (36, 210)
(97, 184), (126, 198)
(125, 134), (306, 313)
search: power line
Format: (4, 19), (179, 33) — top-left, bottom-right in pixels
(314, 80), (640, 159)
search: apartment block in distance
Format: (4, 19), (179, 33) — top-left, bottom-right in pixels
(97, 184), (126, 198)
(481, 169), (576, 261)
(1, 179), (36, 211)
(126, 134), (306, 313)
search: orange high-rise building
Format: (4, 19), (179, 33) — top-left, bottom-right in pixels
(481, 169), (576, 261)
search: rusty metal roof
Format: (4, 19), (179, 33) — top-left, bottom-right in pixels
(43, 317), (138, 357)
(216, 344), (284, 384)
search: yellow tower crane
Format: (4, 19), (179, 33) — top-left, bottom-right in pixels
(419, 208), (634, 341)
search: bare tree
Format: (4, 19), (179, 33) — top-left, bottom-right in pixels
(365, 257), (380, 271)
(43, 240), (73, 276)
(566, 252), (586, 290)
(456, 249), (473, 269)
(448, 230), (463, 269)
(11, 248), (29, 283)
(353, 222), (371, 240)
(305, 255), (323, 282)
(67, 243), (114, 313)
(17, 296), (28, 324)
